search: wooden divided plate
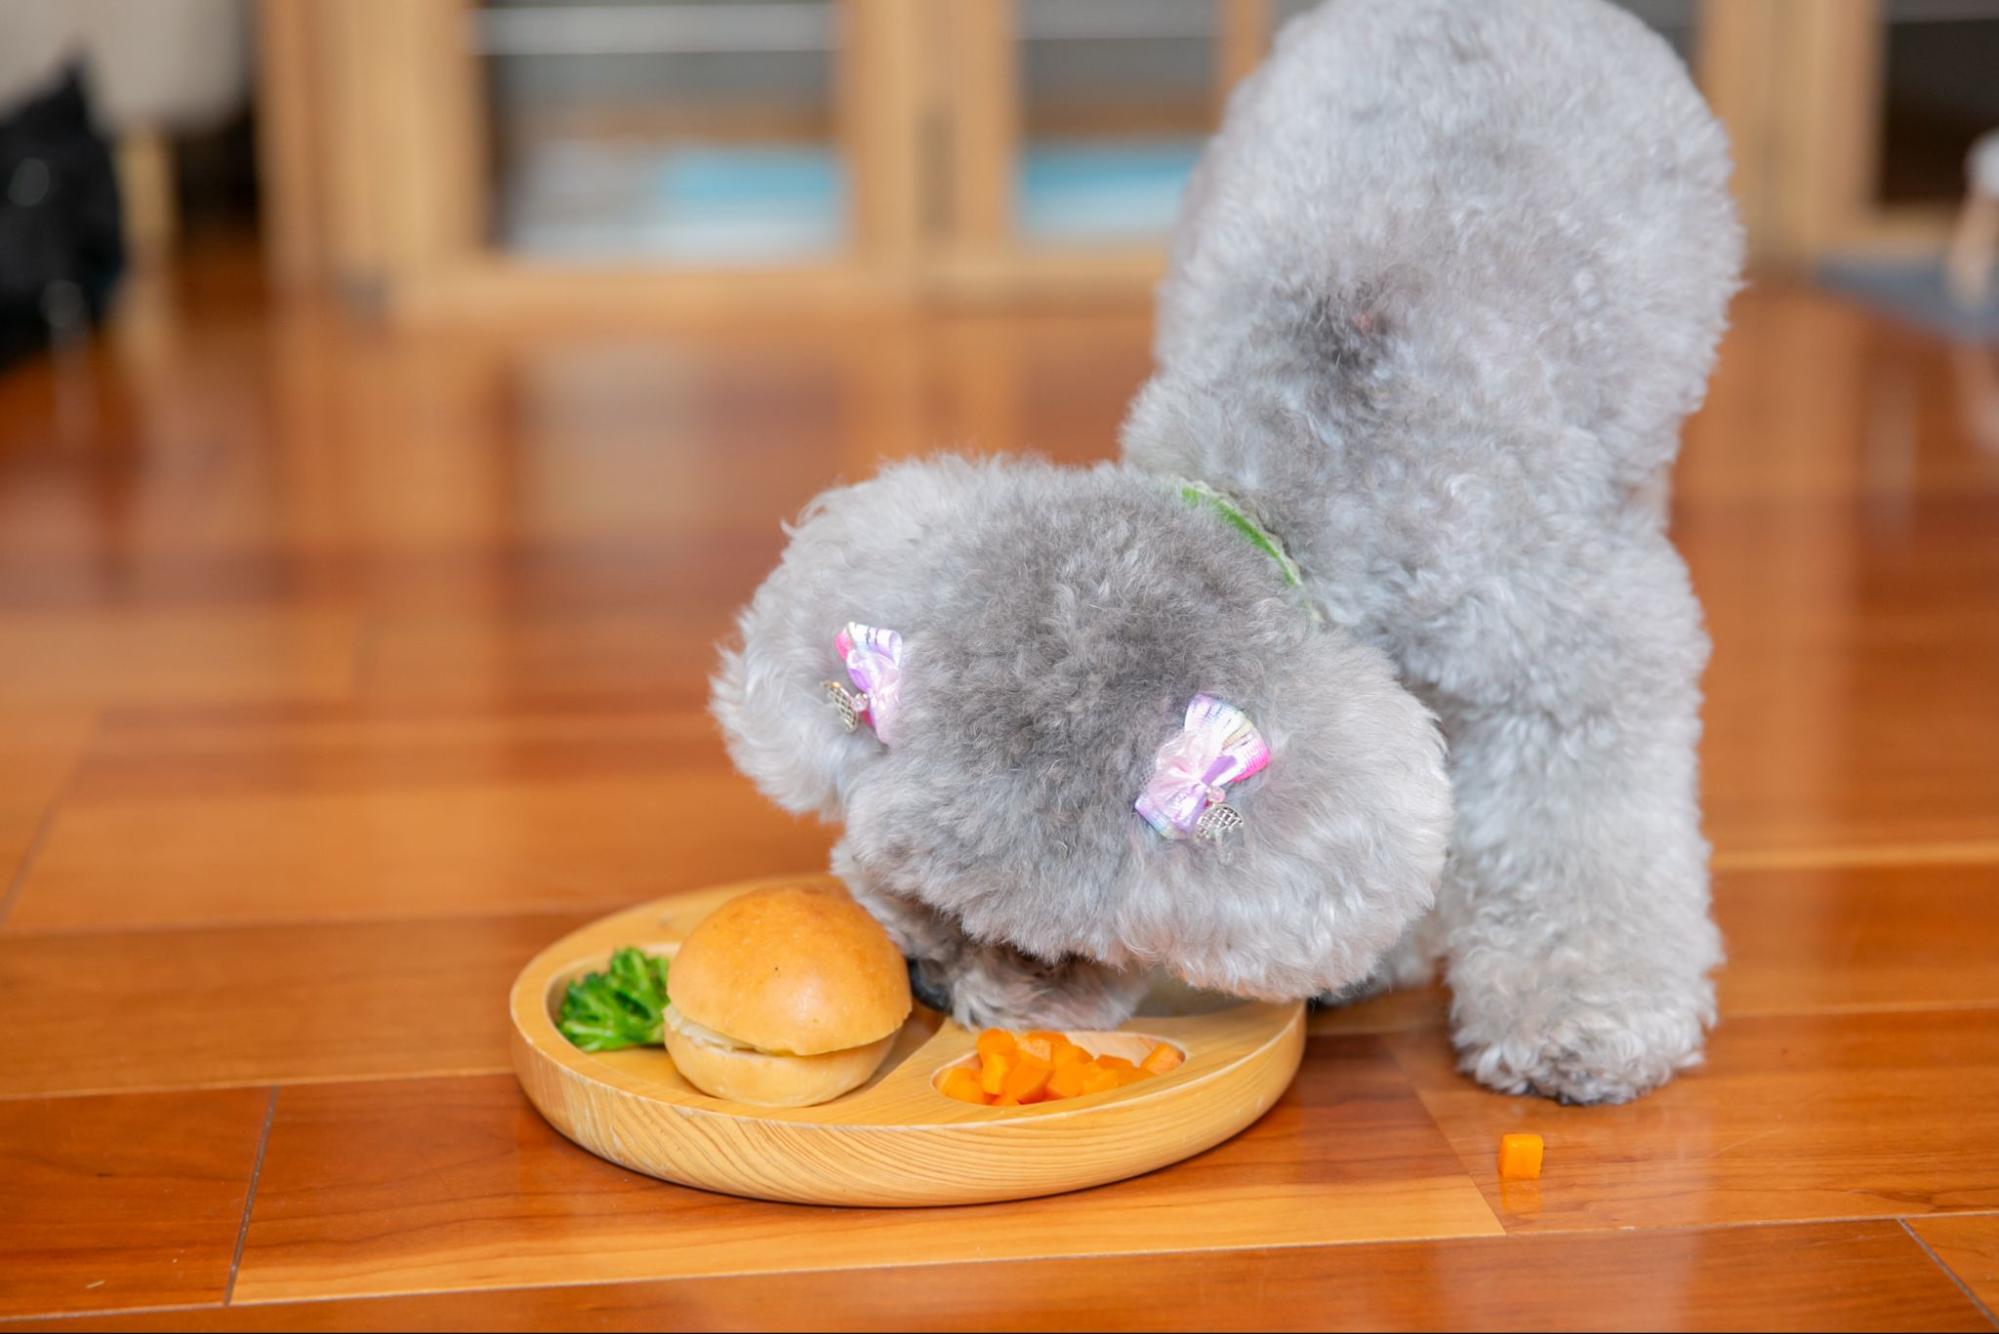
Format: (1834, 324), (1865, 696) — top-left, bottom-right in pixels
(511, 875), (1306, 1207)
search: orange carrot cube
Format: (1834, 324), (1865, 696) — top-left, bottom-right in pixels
(1097, 1055), (1137, 1073)
(978, 1051), (1013, 1096)
(1001, 1059), (1053, 1104)
(1498, 1133), (1544, 1181)
(1079, 1065), (1120, 1095)
(1050, 1040), (1089, 1068)
(975, 1029), (1016, 1062)
(1046, 1065), (1090, 1100)
(1140, 1043), (1184, 1075)
(1016, 1035), (1053, 1063)
(939, 1068), (988, 1105)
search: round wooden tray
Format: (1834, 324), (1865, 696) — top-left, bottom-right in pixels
(510, 875), (1306, 1207)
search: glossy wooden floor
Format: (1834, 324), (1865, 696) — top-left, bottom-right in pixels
(2, 253), (1997, 1331)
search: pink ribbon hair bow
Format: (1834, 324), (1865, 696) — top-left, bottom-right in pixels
(1135, 693), (1271, 845)
(823, 622), (904, 745)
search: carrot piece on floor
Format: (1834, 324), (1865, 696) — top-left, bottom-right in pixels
(975, 1029), (1016, 1062)
(1140, 1043), (1184, 1074)
(939, 1068), (988, 1104)
(979, 1051), (1013, 1096)
(1001, 1059), (1053, 1104)
(1498, 1132), (1544, 1181)
(1046, 1064), (1090, 1100)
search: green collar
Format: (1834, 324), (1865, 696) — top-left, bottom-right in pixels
(1173, 477), (1305, 588)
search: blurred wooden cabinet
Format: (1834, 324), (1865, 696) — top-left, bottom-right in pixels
(256, 0), (1988, 318)
(257, 0), (1278, 316)
(1702, 0), (1997, 270)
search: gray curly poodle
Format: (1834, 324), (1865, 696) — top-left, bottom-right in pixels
(714, 0), (1740, 1105)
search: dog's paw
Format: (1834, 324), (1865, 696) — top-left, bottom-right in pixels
(1454, 991), (1712, 1105)
(1447, 956), (1711, 1112)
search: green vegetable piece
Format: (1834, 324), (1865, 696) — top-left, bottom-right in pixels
(557, 946), (671, 1052)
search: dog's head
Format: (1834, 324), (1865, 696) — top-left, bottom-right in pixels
(714, 456), (1450, 1002)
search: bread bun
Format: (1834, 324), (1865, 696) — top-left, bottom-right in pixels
(663, 1021), (897, 1107)
(669, 884), (911, 1056)
(663, 884), (912, 1107)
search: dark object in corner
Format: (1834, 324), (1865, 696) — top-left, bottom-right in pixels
(0, 65), (125, 372)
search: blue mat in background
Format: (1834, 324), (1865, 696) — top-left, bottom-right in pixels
(505, 142), (847, 263)
(504, 137), (1207, 262)
(1817, 258), (1999, 343)
(1017, 138), (1205, 241)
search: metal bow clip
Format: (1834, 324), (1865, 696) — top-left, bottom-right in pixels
(1135, 694), (1270, 848)
(822, 622), (903, 745)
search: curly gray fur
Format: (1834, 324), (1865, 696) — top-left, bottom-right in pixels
(1123, 0), (1740, 1102)
(715, 0), (1739, 1105)
(716, 457), (1453, 1025)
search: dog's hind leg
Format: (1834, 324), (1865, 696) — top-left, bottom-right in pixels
(1433, 537), (1723, 1105)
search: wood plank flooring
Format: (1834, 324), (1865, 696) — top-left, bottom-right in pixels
(228, 1041), (1497, 1305)
(0, 1089), (271, 1319)
(0, 264), (1995, 1329)
(7, 1225), (1987, 1332)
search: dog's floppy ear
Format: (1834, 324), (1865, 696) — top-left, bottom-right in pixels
(1113, 631), (1452, 1004)
(711, 457), (990, 821)
(710, 610), (900, 822)
(1130, 692), (1269, 851)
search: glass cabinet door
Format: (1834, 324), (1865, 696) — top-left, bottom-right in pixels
(477, 0), (848, 265)
(1013, 0), (1217, 244)
(937, 0), (1263, 263)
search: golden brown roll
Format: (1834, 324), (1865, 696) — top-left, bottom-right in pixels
(663, 884), (911, 1107)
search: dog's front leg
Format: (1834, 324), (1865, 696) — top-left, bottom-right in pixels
(1434, 546), (1724, 1105)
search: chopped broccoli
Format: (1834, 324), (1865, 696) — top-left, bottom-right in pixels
(557, 947), (671, 1052)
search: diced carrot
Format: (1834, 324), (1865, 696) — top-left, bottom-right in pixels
(1001, 1059), (1053, 1104)
(978, 1051), (1013, 1096)
(955, 1030), (1175, 1104)
(1050, 1040), (1089, 1068)
(1079, 1065), (1120, 1095)
(939, 1067), (988, 1105)
(1046, 1064), (1090, 1100)
(1498, 1132), (1544, 1181)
